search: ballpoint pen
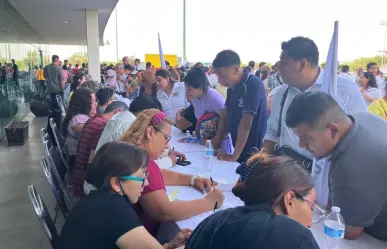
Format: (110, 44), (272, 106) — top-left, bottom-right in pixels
(210, 177), (217, 212)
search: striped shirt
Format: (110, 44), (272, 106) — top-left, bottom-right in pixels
(72, 116), (108, 198)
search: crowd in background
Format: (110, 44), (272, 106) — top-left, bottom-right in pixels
(21, 34), (387, 249)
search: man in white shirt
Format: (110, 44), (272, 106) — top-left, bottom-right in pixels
(339, 65), (354, 82)
(260, 36), (367, 205)
(353, 67), (363, 87)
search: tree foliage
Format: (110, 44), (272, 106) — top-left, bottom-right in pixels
(320, 55), (385, 71)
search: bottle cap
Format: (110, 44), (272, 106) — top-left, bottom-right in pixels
(332, 206), (341, 212)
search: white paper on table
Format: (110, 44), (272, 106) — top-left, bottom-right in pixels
(217, 183), (235, 192)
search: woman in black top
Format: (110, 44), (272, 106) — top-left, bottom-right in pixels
(58, 142), (191, 249)
(186, 154), (321, 249)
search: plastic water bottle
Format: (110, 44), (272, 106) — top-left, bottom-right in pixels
(203, 140), (215, 172)
(191, 131), (198, 144)
(324, 206), (345, 249)
(184, 130), (192, 143)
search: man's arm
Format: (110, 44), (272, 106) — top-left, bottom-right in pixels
(260, 86), (285, 155)
(231, 113), (254, 159)
(58, 67), (65, 90)
(331, 186), (382, 240)
(212, 108), (228, 149)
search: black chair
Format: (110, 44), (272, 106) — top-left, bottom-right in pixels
(41, 156), (73, 222)
(28, 185), (59, 249)
(56, 94), (66, 116)
(44, 140), (67, 182)
(49, 118), (69, 171)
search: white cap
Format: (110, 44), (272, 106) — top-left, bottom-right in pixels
(332, 206), (341, 212)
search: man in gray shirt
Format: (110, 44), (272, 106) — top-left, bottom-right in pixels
(44, 55), (64, 94)
(44, 55), (65, 140)
(285, 91), (387, 241)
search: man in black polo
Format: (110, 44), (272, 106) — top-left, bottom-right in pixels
(212, 50), (268, 163)
(11, 59), (19, 91)
(286, 91), (387, 241)
(44, 55), (65, 137)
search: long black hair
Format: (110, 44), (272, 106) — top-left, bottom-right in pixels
(61, 88), (93, 137)
(363, 72), (378, 88)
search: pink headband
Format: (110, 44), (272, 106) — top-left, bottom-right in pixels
(149, 111), (166, 126)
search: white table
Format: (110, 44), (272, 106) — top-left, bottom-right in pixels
(164, 128), (387, 249)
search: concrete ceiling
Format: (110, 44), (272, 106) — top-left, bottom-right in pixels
(0, 0), (118, 45)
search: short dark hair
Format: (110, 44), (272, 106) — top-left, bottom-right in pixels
(103, 101), (129, 114)
(341, 65), (350, 73)
(193, 62), (205, 71)
(135, 58), (140, 63)
(52, 55), (59, 62)
(286, 91), (344, 129)
(124, 64), (133, 71)
(85, 142), (149, 190)
(96, 88), (115, 106)
(244, 66), (252, 73)
(212, 50), (241, 68)
(184, 67), (210, 93)
(146, 62), (152, 69)
(248, 61), (255, 68)
(129, 96), (162, 114)
(363, 72), (378, 88)
(367, 62), (377, 71)
(258, 62), (266, 68)
(281, 36), (319, 66)
(75, 64), (79, 67)
(165, 61), (170, 67)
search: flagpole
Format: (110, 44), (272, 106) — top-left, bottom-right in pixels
(183, 0), (186, 61)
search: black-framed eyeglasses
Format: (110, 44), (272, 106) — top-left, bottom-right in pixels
(154, 127), (172, 144)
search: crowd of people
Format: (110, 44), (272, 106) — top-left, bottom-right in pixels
(37, 34), (387, 249)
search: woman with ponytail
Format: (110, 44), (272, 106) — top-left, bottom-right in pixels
(186, 154), (322, 249)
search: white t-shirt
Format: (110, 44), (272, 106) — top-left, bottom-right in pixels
(157, 82), (188, 120)
(363, 87), (382, 106)
(376, 76), (386, 96)
(207, 74), (219, 88)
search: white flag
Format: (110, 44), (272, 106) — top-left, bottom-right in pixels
(313, 21), (339, 207)
(158, 33), (166, 69)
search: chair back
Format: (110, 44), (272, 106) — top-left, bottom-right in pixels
(43, 140), (53, 155)
(41, 156), (72, 218)
(49, 118), (69, 170)
(28, 185), (59, 249)
(56, 94), (66, 116)
(48, 145), (67, 182)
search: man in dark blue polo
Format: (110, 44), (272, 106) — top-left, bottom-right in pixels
(212, 50), (268, 163)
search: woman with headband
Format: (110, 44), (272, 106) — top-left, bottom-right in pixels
(186, 154), (322, 249)
(58, 142), (191, 249)
(119, 109), (224, 236)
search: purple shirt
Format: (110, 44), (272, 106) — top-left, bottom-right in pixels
(192, 88), (233, 154)
(192, 88), (225, 119)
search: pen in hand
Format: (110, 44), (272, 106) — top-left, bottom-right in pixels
(210, 177), (217, 212)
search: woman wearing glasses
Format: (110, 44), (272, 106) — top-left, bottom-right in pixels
(58, 142), (191, 249)
(120, 109), (225, 237)
(186, 154), (323, 249)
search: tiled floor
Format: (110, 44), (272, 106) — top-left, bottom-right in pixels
(0, 114), (62, 249)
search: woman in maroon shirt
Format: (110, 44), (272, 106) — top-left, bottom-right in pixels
(121, 109), (224, 236)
